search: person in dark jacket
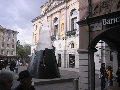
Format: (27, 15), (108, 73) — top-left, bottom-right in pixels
(12, 70), (36, 90)
(4, 59), (8, 69)
(116, 66), (120, 86)
(100, 63), (106, 90)
(9, 60), (16, 72)
(0, 61), (3, 70)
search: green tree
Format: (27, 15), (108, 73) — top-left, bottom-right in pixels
(16, 40), (31, 62)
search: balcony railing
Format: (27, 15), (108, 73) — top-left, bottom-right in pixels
(51, 35), (56, 41)
(66, 29), (77, 36)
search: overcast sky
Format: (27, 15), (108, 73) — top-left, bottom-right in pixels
(0, 0), (48, 44)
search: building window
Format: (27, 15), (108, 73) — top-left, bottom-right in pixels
(3, 32), (5, 35)
(36, 25), (37, 30)
(7, 37), (10, 41)
(54, 25), (58, 35)
(70, 9), (77, 30)
(1, 50), (4, 54)
(2, 37), (4, 41)
(54, 17), (58, 24)
(71, 43), (74, 48)
(13, 34), (14, 37)
(8, 33), (10, 36)
(2, 43), (4, 47)
(11, 51), (14, 55)
(7, 51), (9, 55)
(53, 17), (58, 35)
(70, 9), (77, 16)
(12, 39), (14, 42)
(71, 17), (77, 30)
(12, 45), (14, 48)
(7, 44), (9, 47)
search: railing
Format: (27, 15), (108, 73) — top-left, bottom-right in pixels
(66, 29), (77, 36)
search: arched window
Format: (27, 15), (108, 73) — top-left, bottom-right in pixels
(71, 43), (74, 48)
(70, 9), (77, 16)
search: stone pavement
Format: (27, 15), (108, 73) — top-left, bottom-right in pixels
(6, 66), (101, 90)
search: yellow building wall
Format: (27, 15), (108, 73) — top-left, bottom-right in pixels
(32, 20), (41, 44)
(59, 9), (65, 39)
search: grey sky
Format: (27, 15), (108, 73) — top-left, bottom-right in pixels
(0, 0), (48, 44)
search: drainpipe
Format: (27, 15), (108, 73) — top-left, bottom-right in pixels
(86, 0), (95, 90)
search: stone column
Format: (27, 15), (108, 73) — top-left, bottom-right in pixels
(78, 49), (89, 90)
(78, 49), (95, 90)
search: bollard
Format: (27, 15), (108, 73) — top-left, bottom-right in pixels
(73, 78), (79, 90)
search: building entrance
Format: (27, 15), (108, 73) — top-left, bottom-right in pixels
(69, 54), (75, 68)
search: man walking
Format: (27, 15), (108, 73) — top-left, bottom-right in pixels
(9, 60), (16, 72)
(100, 63), (106, 90)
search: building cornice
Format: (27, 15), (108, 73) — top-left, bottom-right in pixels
(31, 0), (70, 23)
(0, 28), (19, 34)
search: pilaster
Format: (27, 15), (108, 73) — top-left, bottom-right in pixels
(78, 49), (89, 90)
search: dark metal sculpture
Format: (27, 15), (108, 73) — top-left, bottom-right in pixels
(27, 48), (60, 79)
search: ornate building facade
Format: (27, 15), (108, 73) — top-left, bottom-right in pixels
(31, 0), (80, 68)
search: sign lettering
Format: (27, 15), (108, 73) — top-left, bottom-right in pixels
(102, 17), (120, 25)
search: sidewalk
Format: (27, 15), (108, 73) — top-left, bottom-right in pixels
(6, 66), (79, 86)
(59, 67), (100, 75)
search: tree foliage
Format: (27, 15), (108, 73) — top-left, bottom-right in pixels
(16, 40), (31, 60)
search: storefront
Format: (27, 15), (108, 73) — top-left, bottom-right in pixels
(69, 54), (75, 68)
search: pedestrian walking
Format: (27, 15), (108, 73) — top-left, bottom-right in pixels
(9, 60), (16, 72)
(4, 59), (8, 69)
(116, 66), (120, 86)
(0, 60), (3, 70)
(106, 66), (113, 87)
(0, 69), (13, 90)
(12, 70), (36, 90)
(14, 60), (19, 73)
(100, 63), (106, 90)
